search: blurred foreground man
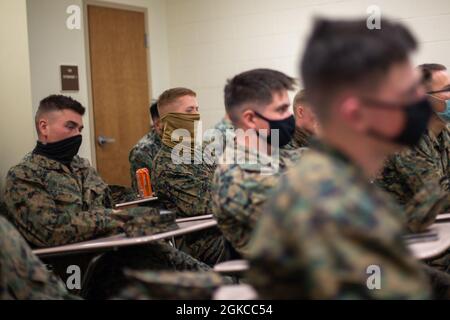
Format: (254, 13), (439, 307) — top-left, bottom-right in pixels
(247, 18), (432, 299)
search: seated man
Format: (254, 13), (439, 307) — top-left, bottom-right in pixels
(284, 89), (319, 150)
(212, 68), (305, 256)
(247, 18), (431, 299)
(151, 88), (233, 266)
(4, 95), (132, 247)
(3, 95), (210, 298)
(129, 102), (162, 192)
(376, 63), (450, 233)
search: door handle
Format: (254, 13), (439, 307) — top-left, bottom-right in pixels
(98, 136), (116, 146)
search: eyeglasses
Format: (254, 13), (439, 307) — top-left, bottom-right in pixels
(428, 87), (450, 95)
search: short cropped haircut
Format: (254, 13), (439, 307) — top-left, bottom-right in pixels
(293, 89), (308, 111)
(301, 18), (417, 121)
(418, 64), (447, 91)
(35, 95), (85, 134)
(224, 69), (296, 122)
(157, 88), (196, 113)
(149, 102), (159, 122)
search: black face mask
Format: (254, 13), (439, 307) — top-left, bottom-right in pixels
(33, 135), (82, 167)
(254, 112), (296, 147)
(365, 98), (432, 147)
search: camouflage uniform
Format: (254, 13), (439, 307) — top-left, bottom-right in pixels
(4, 152), (212, 299)
(0, 215), (77, 300)
(247, 141), (431, 299)
(212, 139), (305, 256)
(4, 153), (125, 247)
(376, 129), (450, 275)
(204, 117), (235, 163)
(152, 144), (232, 266)
(213, 117), (234, 136)
(115, 270), (233, 300)
(128, 128), (162, 192)
(283, 127), (312, 150)
(375, 129), (450, 233)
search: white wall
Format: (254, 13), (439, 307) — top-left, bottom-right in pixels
(26, 0), (170, 164)
(0, 0), (35, 196)
(27, 0), (93, 160)
(166, 0), (450, 129)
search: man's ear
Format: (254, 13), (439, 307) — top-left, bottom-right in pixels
(339, 97), (366, 131)
(295, 105), (304, 119)
(241, 109), (258, 130)
(38, 118), (49, 140)
(154, 119), (162, 134)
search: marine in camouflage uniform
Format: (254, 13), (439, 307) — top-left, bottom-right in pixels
(0, 215), (77, 300)
(375, 128), (450, 275)
(4, 153), (127, 247)
(152, 143), (234, 266)
(115, 270), (233, 300)
(247, 141), (432, 299)
(375, 128), (450, 233)
(128, 127), (162, 192)
(4, 152), (212, 298)
(212, 137), (305, 256)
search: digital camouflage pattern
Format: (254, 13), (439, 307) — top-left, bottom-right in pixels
(152, 144), (216, 217)
(1, 151), (221, 300)
(213, 117), (234, 134)
(4, 153), (126, 247)
(129, 128), (162, 192)
(152, 144), (232, 266)
(375, 129), (450, 233)
(247, 141), (431, 299)
(0, 215), (77, 300)
(283, 127), (312, 150)
(212, 139), (305, 256)
(121, 209), (178, 238)
(3, 152), (183, 245)
(116, 270), (233, 300)
(204, 117), (236, 161)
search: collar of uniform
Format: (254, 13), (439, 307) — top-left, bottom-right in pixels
(30, 152), (85, 173)
(425, 127), (450, 146)
(293, 127), (312, 147)
(232, 137), (280, 174)
(150, 127), (162, 144)
(310, 139), (364, 175)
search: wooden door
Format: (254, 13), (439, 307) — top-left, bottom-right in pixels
(88, 5), (150, 187)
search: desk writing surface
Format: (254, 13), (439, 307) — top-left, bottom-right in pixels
(407, 222), (450, 260)
(33, 219), (217, 258)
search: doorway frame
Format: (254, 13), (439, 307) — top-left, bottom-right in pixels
(82, 0), (153, 169)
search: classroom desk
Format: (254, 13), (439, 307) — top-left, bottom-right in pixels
(407, 221), (450, 260)
(33, 219), (217, 259)
(213, 284), (257, 300)
(436, 213), (450, 223)
(214, 259), (249, 274)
